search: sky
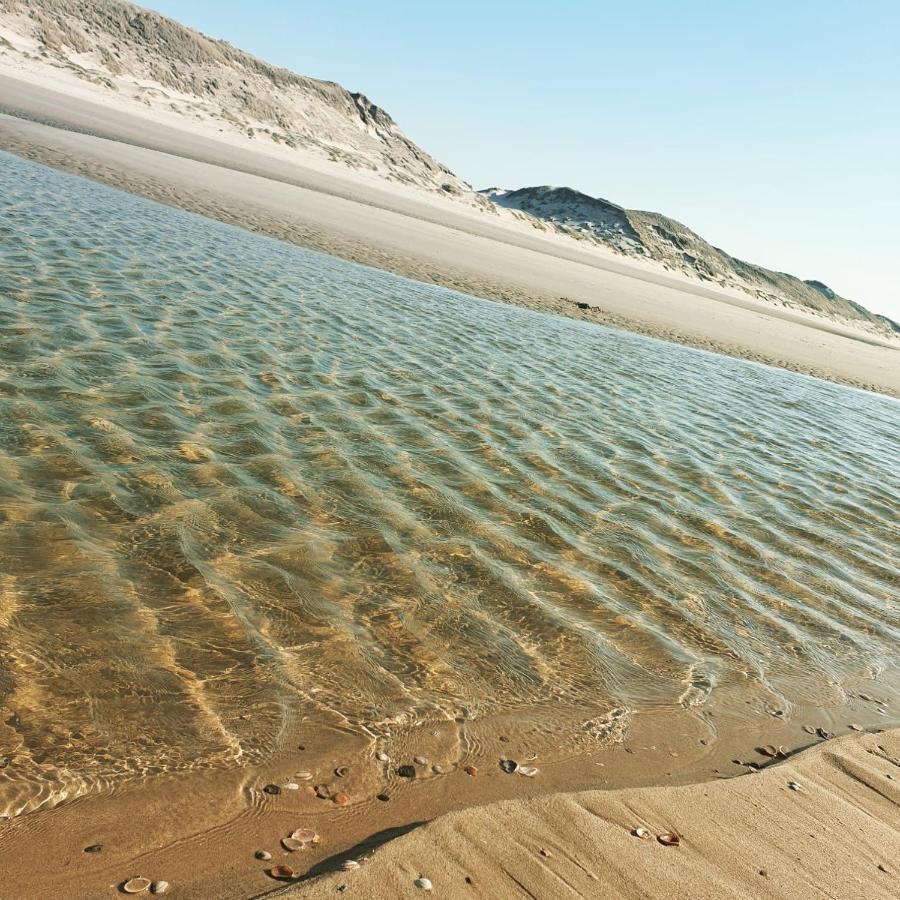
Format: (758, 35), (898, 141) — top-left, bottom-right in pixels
(145, 1), (900, 320)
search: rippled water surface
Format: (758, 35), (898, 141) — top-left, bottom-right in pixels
(1, 153), (898, 813)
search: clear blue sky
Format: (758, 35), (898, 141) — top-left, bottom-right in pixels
(146, 1), (899, 320)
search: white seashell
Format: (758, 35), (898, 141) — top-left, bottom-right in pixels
(294, 771), (313, 780)
(341, 860), (360, 871)
(283, 782), (300, 790)
(414, 877), (433, 891)
(282, 838), (303, 852)
(788, 781), (801, 791)
(255, 850), (272, 861)
(291, 828), (320, 844)
(633, 827), (651, 840)
(375, 751), (389, 761)
(123, 878), (152, 894)
(518, 766), (539, 777)
(150, 882), (169, 895)
(414, 756), (428, 765)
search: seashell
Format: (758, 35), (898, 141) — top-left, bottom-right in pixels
(802, 725), (816, 735)
(414, 756), (428, 765)
(500, 759), (518, 774)
(314, 784), (331, 799)
(282, 838), (304, 852)
(788, 781), (801, 791)
(539, 847), (552, 857)
(291, 828), (320, 845)
(269, 865), (299, 881)
(657, 832), (680, 846)
(334, 766), (349, 778)
(255, 850), (271, 861)
(295, 771), (313, 780)
(263, 784), (280, 795)
(849, 724), (863, 732)
(283, 782), (300, 790)
(463, 765), (478, 776)
(377, 793), (390, 802)
(414, 877), (433, 891)
(815, 728), (833, 740)
(859, 693), (873, 701)
(632, 827), (652, 840)
(758, 745), (778, 758)
(150, 882), (169, 895)
(332, 792), (349, 806)
(341, 860), (360, 871)
(84, 844), (102, 853)
(375, 751), (389, 761)
(518, 766), (539, 777)
(397, 765), (416, 778)
(123, 878), (152, 894)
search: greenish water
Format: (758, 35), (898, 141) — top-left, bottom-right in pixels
(0, 152), (897, 814)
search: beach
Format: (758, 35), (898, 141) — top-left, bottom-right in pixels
(1, 75), (898, 398)
(1, 56), (899, 900)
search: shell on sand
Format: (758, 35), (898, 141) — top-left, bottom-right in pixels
(375, 751), (389, 761)
(657, 832), (681, 846)
(518, 765), (539, 777)
(758, 745), (778, 758)
(500, 759), (518, 774)
(291, 828), (320, 845)
(150, 882), (169, 895)
(463, 765), (478, 776)
(123, 878), (152, 894)
(341, 860), (361, 871)
(269, 865), (299, 881)
(332, 791), (350, 806)
(282, 837), (304, 852)
(632, 827), (652, 840)
(414, 877), (433, 891)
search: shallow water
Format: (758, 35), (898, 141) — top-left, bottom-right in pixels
(1, 152), (898, 815)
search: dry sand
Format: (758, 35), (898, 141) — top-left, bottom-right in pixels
(284, 728), (900, 899)
(1, 75), (899, 398)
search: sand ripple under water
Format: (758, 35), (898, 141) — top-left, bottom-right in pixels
(0, 153), (898, 815)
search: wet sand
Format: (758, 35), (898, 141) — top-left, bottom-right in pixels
(1, 76), (899, 397)
(288, 727), (900, 900)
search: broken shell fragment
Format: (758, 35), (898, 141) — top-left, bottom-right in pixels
(414, 877), (433, 891)
(269, 865), (299, 881)
(123, 878), (152, 894)
(150, 882), (169, 895)
(334, 766), (349, 778)
(788, 781), (801, 791)
(375, 752), (389, 762)
(657, 832), (681, 846)
(291, 828), (320, 845)
(341, 860), (360, 871)
(518, 766), (539, 777)
(314, 784), (331, 799)
(632, 827), (652, 840)
(499, 759), (518, 774)
(849, 724), (863, 732)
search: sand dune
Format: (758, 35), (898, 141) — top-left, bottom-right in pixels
(285, 728), (900, 899)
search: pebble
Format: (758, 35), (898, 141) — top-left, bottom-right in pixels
(255, 850), (272, 861)
(375, 751), (389, 762)
(849, 724), (863, 732)
(269, 865), (299, 881)
(463, 765), (478, 776)
(314, 784), (331, 799)
(83, 844), (102, 853)
(150, 882), (169, 895)
(539, 847), (552, 857)
(432, 764), (447, 774)
(283, 782), (300, 790)
(263, 784), (281, 795)
(500, 759), (518, 774)
(332, 792), (350, 806)
(377, 793), (391, 802)
(788, 781), (802, 791)
(414, 756), (428, 765)
(414, 877), (433, 891)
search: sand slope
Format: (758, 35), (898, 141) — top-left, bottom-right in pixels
(283, 728), (900, 899)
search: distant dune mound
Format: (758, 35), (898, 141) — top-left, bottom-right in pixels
(0, 0), (468, 191)
(482, 186), (899, 337)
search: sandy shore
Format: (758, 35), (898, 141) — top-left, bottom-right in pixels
(285, 727), (900, 899)
(1, 75), (899, 398)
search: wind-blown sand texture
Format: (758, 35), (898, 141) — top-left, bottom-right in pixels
(286, 728), (899, 899)
(0, 82), (898, 397)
